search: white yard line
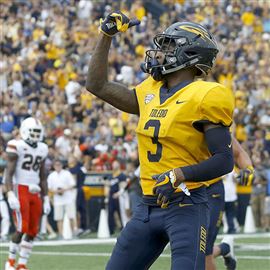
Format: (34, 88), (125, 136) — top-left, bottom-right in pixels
(0, 233), (269, 247)
(0, 238), (117, 247)
(216, 233), (270, 239)
(0, 250), (269, 260)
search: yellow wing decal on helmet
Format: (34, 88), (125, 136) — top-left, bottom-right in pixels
(179, 25), (214, 43)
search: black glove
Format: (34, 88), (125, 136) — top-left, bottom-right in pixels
(100, 11), (140, 37)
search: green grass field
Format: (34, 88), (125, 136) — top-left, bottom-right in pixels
(1, 234), (269, 270)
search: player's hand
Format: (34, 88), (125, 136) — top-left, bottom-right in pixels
(100, 11), (140, 37)
(43, 196), (51, 215)
(152, 170), (178, 208)
(237, 165), (255, 186)
(7, 191), (20, 211)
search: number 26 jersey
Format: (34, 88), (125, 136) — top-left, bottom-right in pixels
(6, 139), (48, 186)
(134, 77), (235, 195)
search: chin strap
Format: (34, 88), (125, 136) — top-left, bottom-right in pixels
(151, 67), (164, 81)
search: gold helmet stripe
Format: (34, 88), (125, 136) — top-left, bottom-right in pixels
(179, 25), (216, 45)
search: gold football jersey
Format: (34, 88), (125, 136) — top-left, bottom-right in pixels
(135, 77), (235, 195)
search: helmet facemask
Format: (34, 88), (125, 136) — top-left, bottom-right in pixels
(28, 128), (43, 144)
(143, 34), (202, 81)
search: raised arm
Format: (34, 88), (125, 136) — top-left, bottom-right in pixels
(232, 136), (255, 186)
(85, 11), (140, 115)
(232, 136), (252, 169)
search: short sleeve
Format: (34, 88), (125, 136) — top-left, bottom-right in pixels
(6, 140), (18, 155)
(193, 86), (235, 131)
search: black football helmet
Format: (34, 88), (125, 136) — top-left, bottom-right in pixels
(141, 22), (219, 81)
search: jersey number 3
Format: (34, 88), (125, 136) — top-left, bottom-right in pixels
(144, 120), (162, 162)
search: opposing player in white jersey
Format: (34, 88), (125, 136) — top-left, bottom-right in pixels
(5, 117), (51, 270)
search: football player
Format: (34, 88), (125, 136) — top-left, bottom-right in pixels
(206, 136), (255, 270)
(86, 12), (234, 270)
(4, 117), (51, 270)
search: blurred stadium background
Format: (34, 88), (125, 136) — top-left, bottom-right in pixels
(0, 0), (270, 269)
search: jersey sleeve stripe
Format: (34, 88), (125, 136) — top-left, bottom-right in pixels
(6, 144), (18, 153)
(7, 144), (17, 149)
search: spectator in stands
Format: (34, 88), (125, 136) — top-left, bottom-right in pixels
(0, 105), (15, 141)
(71, 95), (85, 129)
(65, 73), (81, 106)
(54, 128), (73, 164)
(109, 111), (125, 140)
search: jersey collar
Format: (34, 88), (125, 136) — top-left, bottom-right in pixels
(159, 80), (193, 105)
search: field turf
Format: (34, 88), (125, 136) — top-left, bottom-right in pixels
(1, 233), (269, 270)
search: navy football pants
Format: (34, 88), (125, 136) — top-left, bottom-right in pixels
(106, 198), (208, 270)
(205, 180), (225, 255)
